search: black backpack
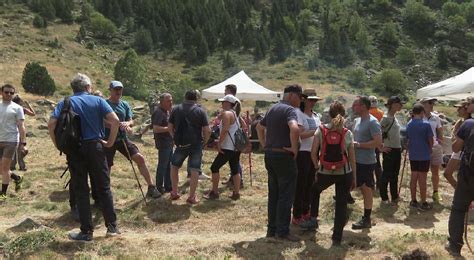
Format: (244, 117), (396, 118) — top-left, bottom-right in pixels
(54, 97), (82, 155)
(174, 105), (199, 146)
(463, 128), (474, 171)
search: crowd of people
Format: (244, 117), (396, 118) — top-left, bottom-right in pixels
(0, 74), (473, 256)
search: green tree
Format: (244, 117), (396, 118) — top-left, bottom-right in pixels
(39, 0), (55, 20)
(133, 28), (153, 54)
(442, 1), (460, 17)
(88, 12), (117, 39)
(270, 30), (291, 63)
(402, 0), (436, 39)
(193, 27), (209, 63)
(54, 0), (73, 24)
(21, 62), (56, 96)
(373, 69), (407, 96)
(347, 67), (366, 88)
(396, 46), (415, 65)
(32, 14), (47, 28)
(378, 22), (399, 57)
(114, 49), (148, 100)
(437, 45), (448, 69)
(222, 51), (236, 70)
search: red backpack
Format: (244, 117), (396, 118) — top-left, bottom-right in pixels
(320, 125), (348, 171)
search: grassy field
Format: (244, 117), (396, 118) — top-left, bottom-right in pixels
(0, 94), (470, 259)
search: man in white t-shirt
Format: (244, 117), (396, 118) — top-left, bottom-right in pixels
(0, 84), (26, 200)
(420, 97), (444, 203)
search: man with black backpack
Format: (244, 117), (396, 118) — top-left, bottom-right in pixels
(48, 73), (121, 241)
(168, 90), (211, 204)
(446, 97), (474, 257)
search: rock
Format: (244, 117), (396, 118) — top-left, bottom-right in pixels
(26, 131), (36, 137)
(8, 218), (43, 232)
(401, 249), (429, 260)
(133, 105), (145, 111)
(36, 99), (57, 106)
(38, 124), (48, 130)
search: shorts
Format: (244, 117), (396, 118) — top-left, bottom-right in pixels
(0, 142), (18, 160)
(410, 160), (430, 172)
(430, 144), (443, 166)
(451, 151), (462, 161)
(171, 144), (203, 172)
(356, 163), (376, 188)
(104, 139), (140, 167)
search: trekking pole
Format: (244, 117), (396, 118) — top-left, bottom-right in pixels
(122, 138), (147, 205)
(398, 149), (408, 196)
(465, 211), (473, 254)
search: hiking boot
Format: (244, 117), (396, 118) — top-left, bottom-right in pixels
(276, 233), (300, 242)
(203, 190), (219, 200)
(14, 175), (23, 192)
(106, 224), (121, 237)
(432, 191), (441, 203)
(157, 187), (165, 194)
(186, 195), (200, 205)
(409, 200), (419, 209)
(419, 202), (432, 211)
(352, 216), (371, 230)
(19, 167), (27, 171)
(266, 232), (275, 238)
(71, 207), (80, 222)
(229, 192), (240, 200)
(146, 186), (161, 199)
(169, 192), (180, 200)
(445, 242), (461, 257)
(0, 194), (6, 201)
(68, 231), (93, 242)
(300, 217), (318, 231)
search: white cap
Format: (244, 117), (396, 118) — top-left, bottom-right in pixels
(218, 94), (239, 104)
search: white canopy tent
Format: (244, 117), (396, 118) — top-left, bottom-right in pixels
(202, 70), (282, 101)
(416, 67), (474, 101)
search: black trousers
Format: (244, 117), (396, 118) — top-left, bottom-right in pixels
(68, 157), (98, 210)
(380, 148), (401, 201)
(69, 141), (117, 233)
(293, 151), (316, 218)
(448, 169), (474, 251)
(310, 173), (352, 242)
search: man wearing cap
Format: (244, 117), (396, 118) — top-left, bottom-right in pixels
(379, 96), (405, 204)
(256, 84), (301, 242)
(292, 88), (322, 225)
(104, 81), (161, 199)
(420, 97), (444, 203)
(48, 73), (120, 241)
(446, 97), (474, 257)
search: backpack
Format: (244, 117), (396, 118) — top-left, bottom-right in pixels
(174, 105), (200, 146)
(228, 112), (250, 152)
(463, 128), (474, 171)
(54, 97), (81, 155)
(319, 125), (348, 171)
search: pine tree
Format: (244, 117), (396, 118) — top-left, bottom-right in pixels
(270, 30), (291, 62)
(39, 0), (56, 20)
(21, 62), (56, 96)
(133, 28), (153, 54)
(194, 27), (209, 63)
(114, 49), (148, 100)
(222, 51), (236, 69)
(437, 46), (448, 69)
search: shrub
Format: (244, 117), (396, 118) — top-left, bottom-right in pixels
(133, 28), (153, 54)
(396, 46), (415, 65)
(32, 15), (46, 28)
(347, 67), (366, 88)
(88, 12), (117, 39)
(21, 62), (56, 96)
(192, 66), (214, 83)
(402, 0), (435, 39)
(372, 69), (407, 97)
(114, 49), (148, 100)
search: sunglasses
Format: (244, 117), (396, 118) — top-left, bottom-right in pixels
(3, 91), (14, 95)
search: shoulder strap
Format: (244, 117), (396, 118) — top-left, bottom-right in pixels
(383, 117), (395, 136)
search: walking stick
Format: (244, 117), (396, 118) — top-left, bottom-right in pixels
(122, 139), (147, 205)
(398, 150), (408, 196)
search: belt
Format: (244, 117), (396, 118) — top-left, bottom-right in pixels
(266, 148), (293, 154)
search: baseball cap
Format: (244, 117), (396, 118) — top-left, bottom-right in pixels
(419, 97), (437, 103)
(453, 100), (469, 108)
(284, 85), (303, 95)
(109, 80), (124, 89)
(218, 94), (238, 104)
(302, 89), (322, 100)
(369, 95), (378, 108)
(385, 96), (406, 106)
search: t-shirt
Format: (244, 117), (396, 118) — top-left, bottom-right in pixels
(380, 114), (401, 149)
(316, 124), (354, 175)
(369, 107), (384, 122)
(260, 101), (298, 149)
(406, 118), (433, 161)
(423, 112), (442, 145)
(297, 109), (321, 152)
(169, 101), (209, 145)
(353, 115), (381, 164)
(152, 106), (173, 149)
(456, 119), (474, 174)
(0, 101), (25, 142)
(52, 92), (113, 141)
(105, 99), (133, 142)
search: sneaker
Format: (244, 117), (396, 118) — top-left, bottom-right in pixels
(0, 194), (7, 201)
(445, 242), (461, 257)
(14, 175), (23, 192)
(71, 207), (80, 222)
(292, 216), (304, 225)
(198, 173), (210, 180)
(300, 217), (318, 231)
(229, 192), (240, 200)
(146, 186), (162, 199)
(432, 191), (441, 203)
(409, 200), (419, 209)
(203, 190), (219, 200)
(381, 199), (390, 206)
(68, 231), (93, 242)
(186, 195), (200, 205)
(169, 192), (180, 200)
(106, 224), (121, 237)
(419, 202), (432, 211)
(276, 233), (300, 242)
(157, 187), (165, 194)
(352, 216), (371, 230)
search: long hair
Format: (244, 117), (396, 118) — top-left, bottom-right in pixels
(328, 101), (346, 131)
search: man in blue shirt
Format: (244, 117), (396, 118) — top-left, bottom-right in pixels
(104, 81), (161, 199)
(48, 73), (120, 241)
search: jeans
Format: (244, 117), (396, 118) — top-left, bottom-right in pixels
(156, 147), (172, 191)
(69, 141), (117, 233)
(293, 151), (315, 218)
(448, 169), (474, 251)
(310, 173), (352, 242)
(265, 151), (297, 236)
(380, 148), (401, 201)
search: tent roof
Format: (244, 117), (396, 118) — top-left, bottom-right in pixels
(416, 67), (474, 101)
(202, 70), (282, 102)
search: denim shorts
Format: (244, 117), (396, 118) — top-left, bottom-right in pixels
(171, 144), (203, 172)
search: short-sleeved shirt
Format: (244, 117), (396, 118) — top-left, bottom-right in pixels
(406, 118), (434, 161)
(457, 119), (474, 173)
(152, 106), (173, 149)
(297, 109), (321, 152)
(260, 101), (298, 149)
(353, 115), (382, 164)
(369, 107), (384, 122)
(52, 92), (113, 141)
(105, 99), (133, 142)
(0, 101), (25, 142)
(380, 114), (401, 148)
(316, 124), (354, 175)
(423, 112), (442, 145)
(169, 101), (209, 144)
